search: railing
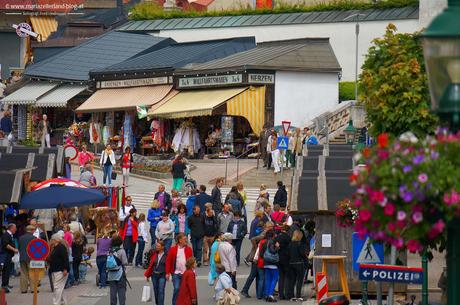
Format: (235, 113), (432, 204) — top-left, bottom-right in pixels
(224, 142), (260, 184)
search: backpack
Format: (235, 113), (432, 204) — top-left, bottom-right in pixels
(214, 242), (221, 264)
(263, 240), (279, 264)
(106, 250), (122, 271)
(228, 198), (242, 214)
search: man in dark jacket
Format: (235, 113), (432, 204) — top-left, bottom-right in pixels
(195, 185), (212, 214)
(203, 205), (218, 266)
(187, 206), (205, 267)
(18, 225), (37, 293)
(226, 212), (247, 266)
(274, 181), (288, 208)
(154, 184), (172, 212)
(1, 223), (18, 292)
(211, 178), (224, 214)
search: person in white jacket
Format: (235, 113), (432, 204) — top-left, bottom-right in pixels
(219, 233), (237, 289)
(100, 144), (116, 186)
(135, 213), (149, 268)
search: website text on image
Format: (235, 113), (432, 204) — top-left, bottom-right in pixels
(0, 0), (84, 12)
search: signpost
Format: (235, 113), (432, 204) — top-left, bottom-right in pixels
(277, 136), (289, 179)
(359, 264), (424, 285)
(27, 239), (50, 305)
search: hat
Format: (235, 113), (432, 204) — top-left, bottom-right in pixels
(222, 233), (233, 241)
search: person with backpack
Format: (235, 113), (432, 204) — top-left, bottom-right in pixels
(226, 212), (247, 266)
(187, 205), (205, 267)
(145, 240), (167, 305)
(107, 235), (128, 305)
(119, 208), (138, 265)
(270, 204), (288, 232)
(287, 230), (308, 302)
(96, 232), (112, 289)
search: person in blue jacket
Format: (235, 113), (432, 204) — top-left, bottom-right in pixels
(195, 185), (212, 214)
(185, 189), (198, 217)
(147, 200), (162, 246)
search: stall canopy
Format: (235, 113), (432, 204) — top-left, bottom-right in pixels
(1, 81), (57, 105)
(76, 85), (174, 112)
(35, 84), (87, 107)
(30, 16), (58, 42)
(226, 86), (266, 134)
(149, 87), (247, 119)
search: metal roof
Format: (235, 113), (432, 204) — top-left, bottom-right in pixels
(118, 6), (418, 32)
(91, 37), (256, 74)
(24, 31), (174, 81)
(35, 84), (87, 107)
(181, 38), (341, 73)
(1, 82), (58, 105)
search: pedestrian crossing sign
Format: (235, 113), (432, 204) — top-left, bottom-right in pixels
(277, 136), (289, 150)
(352, 233), (384, 271)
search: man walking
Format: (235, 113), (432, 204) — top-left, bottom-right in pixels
(274, 181), (288, 209)
(18, 225), (37, 293)
(219, 233), (237, 289)
(187, 206), (205, 267)
(154, 185), (172, 212)
(1, 223), (18, 292)
(195, 185), (212, 214)
(165, 233), (193, 305)
(211, 178), (224, 214)
(217, 203), (234, 234)
(203, 204), (218, 266)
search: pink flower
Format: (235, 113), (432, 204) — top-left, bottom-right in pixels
(377, 150), (389, 160)
(393, 238), (404, 249)
(370, 190), (385, 204)
(397, 211), (406, 221)
(412, 211), (423, 224)
(397, 220), (406, 229)
(418, 173), (428, 184)
(359, 209), (372, 222)
(354, 199), (362, 207)
(428, 219), (446, 239)
(384, 203), (395, 216)
(388, 222), (396, 232)
(407, 240), (423, 253)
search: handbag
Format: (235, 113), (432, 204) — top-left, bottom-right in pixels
(111, 171), (117, 180)
(263, 241), (279, 264)
(141, 285), (152, 302)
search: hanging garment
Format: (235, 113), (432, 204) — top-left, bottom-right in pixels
(102, 126), (110, 145)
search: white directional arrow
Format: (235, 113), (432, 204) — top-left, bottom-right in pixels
(362, 270), (371, 277)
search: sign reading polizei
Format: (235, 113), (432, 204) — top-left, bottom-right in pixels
(248, 73), (275, 84)
(30, 260), (46, 269)
(359, 264), (423, 285)
(178, 74), (243, 88)
(98, 77), (169, 89)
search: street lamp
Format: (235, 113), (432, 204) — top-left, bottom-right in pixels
(343, 120), (356, 145)
(422, 1), (460, 305)
(344, 13), (366, 101)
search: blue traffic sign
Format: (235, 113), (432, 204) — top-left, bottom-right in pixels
(359, 264), (423, 284)
(27, 239), (50, 261)
(352, 233), (384, 271)
(277, 136), (289, 150)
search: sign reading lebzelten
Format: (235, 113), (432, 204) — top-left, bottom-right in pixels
(178, 74), (243, 88)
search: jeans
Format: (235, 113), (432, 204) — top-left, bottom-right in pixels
(66, 263), (74, 287)
(103, 164), (113, 185)
(264, 268), (279, 297)
(135, 238), (145, 266)
(96, 255), (108, 287)
(150, 228), (157, 246)
(109, 277), (127, 305)
(79, 264), (88, 282)
(242, 263), (258, 295)
(256, 268), (265, 299)
(172, 273), (182, 305)
(164, 238), (172, 255)
(123, 236), (136, 264)
(1, 254), (12, 287)
(190, 237), (203, 263)
(152, 274), (166, 305)
(72, 258), (82, 282)
(232, 239), (243, 266)
(289, 263), (305, 298)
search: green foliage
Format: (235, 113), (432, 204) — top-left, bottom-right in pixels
(359, 24), (437, 137)
(129, 0), (419, 20)
(19, 138), (39, 147)
(339, 81), (356, 102)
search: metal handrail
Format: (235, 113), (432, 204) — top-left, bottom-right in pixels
(224, 142), (260, 184)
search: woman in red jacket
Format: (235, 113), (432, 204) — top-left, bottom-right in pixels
(119, 208), (138, 265)
(177, 257), (198, 305)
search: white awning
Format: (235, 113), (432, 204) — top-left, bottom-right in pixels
(1, 82), (58, 105)
(35, 84), (87, 107)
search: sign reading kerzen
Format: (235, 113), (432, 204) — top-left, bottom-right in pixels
(359, 264), (423, 285)
(178, 74), (243, 88)
(248, 73), (275, 84)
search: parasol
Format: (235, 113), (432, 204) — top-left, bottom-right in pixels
(31, 178), (87, 191)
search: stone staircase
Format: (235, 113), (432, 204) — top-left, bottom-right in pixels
(229, 167), (292, 188)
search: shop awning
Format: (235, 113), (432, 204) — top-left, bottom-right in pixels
(30, 16), (58, 42)
(76, 85), (173, 112)
(227, 86), (266, 134)
(1, 82), (58, 105)
(35, 84), (87, 107)
(149, 87), (247, 119)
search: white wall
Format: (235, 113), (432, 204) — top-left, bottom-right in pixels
(274, 71), (338, 128)
(153, 19), (419, 81)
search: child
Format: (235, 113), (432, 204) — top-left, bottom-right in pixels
(135, 213), (149, 268)
(79, 246), (94, 283)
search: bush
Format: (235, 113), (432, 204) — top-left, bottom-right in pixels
(339, 81), (356, 102)
(359, 24), (437, 137)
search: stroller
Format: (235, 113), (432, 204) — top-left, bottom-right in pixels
(181, 165), (196, 196)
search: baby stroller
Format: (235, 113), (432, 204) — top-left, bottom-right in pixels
(181, 165), (196, 196)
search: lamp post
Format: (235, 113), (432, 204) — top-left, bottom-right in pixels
(343, 120), (356, 145)
(422, 1), (460, 304)
(344, 13), (366, 101)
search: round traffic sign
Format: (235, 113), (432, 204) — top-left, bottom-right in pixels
(64, 144), (78, 161)
(16, 22), (32, 38)
(27, 239), (50, 261)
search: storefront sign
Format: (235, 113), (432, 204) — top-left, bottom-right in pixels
(248, 73), (275, 84)
(178, 74), (243, 88)
(98, 77), (169, 89)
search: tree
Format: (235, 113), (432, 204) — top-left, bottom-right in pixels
(359, 24), (437, 137)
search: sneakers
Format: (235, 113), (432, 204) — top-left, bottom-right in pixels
(266, 295), (277, 302)
(241, 291), (251, 298)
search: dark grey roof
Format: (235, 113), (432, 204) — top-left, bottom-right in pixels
(181, 38), (341, 73)
(25, 31), (174, 81)
(91, 37), (256, 75)
(118, 6), (418, 32)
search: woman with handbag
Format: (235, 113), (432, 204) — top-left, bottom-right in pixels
(258, 230), (279, 302)
(145, 240), (167, 305)
(100, 144), (116, 186)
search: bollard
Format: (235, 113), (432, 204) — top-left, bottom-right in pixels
(316, 272), (328, 304)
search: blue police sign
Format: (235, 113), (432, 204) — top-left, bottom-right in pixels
(277, 136), (289, 150)
(352, 233), (384, 271)
(359, 264), (423, 285)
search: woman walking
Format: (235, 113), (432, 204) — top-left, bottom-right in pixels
(119, 208), (138, 265)
(135, 213), (149, 268)
(71, 231), (86, 285)
(145, 241), (167, 305)
(171, 155), (187, 191)
(177, 257), (198, 305)
(155, 211), (175, 254)
(172, 204), (189, 236)
(287, 230), (308, 302)
(96, 232), (111, 288)
(121, 146), (133, 187)
(49, 234), (70, 305)
(100, 144), (116, 186)
(107, 236), (128, 305)
(148, 200), (162, 246)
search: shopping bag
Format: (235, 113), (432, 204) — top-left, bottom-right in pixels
(141, 285), (151, 302)
(111, 171), (117, 180)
